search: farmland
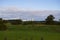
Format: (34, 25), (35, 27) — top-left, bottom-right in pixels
(0, 24), (60, 40)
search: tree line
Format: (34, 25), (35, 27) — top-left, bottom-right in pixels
(0, 14), (60, 31)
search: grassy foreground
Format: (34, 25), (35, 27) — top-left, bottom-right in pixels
(0, 24), (60, 40)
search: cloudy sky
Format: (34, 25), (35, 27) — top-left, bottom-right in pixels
(0, 0), (60, 21)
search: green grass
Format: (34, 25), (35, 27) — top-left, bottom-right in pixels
(0, 24), (60, 40)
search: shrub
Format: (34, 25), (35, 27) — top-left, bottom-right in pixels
(0, 18), (7, 31)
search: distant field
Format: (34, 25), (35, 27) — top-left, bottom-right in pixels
(0, 24), (60, 40)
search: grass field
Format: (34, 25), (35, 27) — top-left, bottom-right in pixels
(0, 24), (60, 40)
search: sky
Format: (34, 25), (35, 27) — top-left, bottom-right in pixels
(0, 0), (60, 21)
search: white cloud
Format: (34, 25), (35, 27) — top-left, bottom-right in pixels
(0, 7), (60, 21)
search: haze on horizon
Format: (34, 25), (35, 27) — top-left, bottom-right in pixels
(0, 0), (60, 21)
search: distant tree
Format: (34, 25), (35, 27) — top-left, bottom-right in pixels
(58, 19), (60, 25)
(0, 18), (3, 24)
(45, 15), (55, 24)
(3, 20), (8, 24)
(8, 19), (22, 25)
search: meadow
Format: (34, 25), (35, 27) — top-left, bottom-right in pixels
(0, 23), (60, 40)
